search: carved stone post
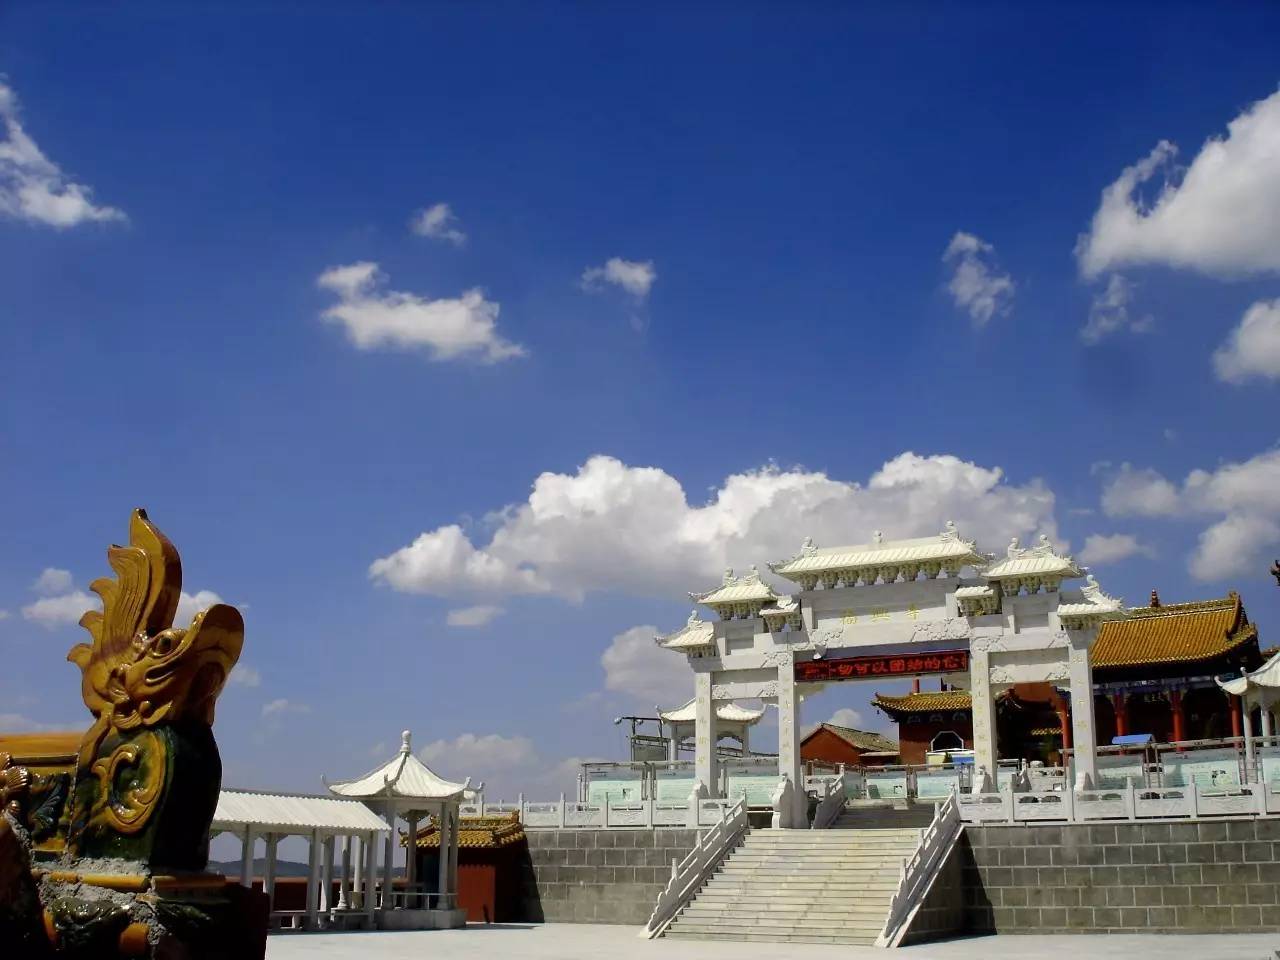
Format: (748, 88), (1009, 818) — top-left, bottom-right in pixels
(1068, 631), (1099, 788)
(694, 671), (718, 798)
(969, 647), (997, 791)
(776, 654), (805, 827)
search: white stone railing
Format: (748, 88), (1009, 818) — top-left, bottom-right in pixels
(877, 789), (962, 948)
(957, 779), (1280, 824)
(811, 770), (849, 829)
(643, 795), (748, 939)
(770, 775), (795, 829)
(460, 794), (736, 829)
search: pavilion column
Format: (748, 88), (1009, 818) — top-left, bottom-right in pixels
(351, 835), (363, 908)
(320, 835), (335, 918)
(305, 828), (322, 929)
(240, 826), (256, 888)
(741, 725), (751, 758)
(1067, 632), (1099, 789)
(776, 656), (805, 828)
(406, 814), (418, 889)
(1112, 694), (1129, 738)
(263, 833), (279, 916)
(382, 803), (396, 909)
(1243, 692), (1257, 782)
(1262, 700), (1274, 740)
(1170, 690), (1186, 748)
(337, 835), (351, 909)
(969, 647), (997, 792)
(693, 671), (718, 798)
(666, 724), (678, 763)
(363, 831), (377, 925)
(436, 806), (450, 907)
(448, 806), (460, 908)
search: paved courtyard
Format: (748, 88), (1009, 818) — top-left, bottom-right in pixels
(265, 925), (1280, 959)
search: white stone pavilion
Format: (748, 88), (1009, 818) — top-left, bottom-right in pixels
(657, 524), (1126, 826)
(1217, 649), (1280, 774)
(657, 692), (765, 760)
(326, 730), (470, 929)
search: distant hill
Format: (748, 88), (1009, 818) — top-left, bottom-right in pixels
(208, 857), (312, 878)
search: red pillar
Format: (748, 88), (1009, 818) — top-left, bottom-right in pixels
(1230, 695), (1243, 738)
(1113, 694), (1129, 738)
(1170, 690), (1186, 750)
(1056, 699), (1072, 751)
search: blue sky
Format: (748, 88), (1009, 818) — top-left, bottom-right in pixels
(3, 3), (1280, 800)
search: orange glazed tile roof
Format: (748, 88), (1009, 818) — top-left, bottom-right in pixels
(872, 690), (973, 715)
(411, 812), (525, 850)
(1090, 593), (1255, 668)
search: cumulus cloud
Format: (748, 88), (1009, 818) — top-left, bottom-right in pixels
(580, 258), (656, 299)
(445, 605), (503, 628)
(828, 707), (865, 729)
(0, 80), (126, 228)
(22, 590), (96, 629)
(0, 610), (9, 621)
(410, 202), (466, 246)
(1081, 274), (1153, 344)
(419, 732), (533, 777)
(370, 452), (1059, 603)
(1100, 448), (1280, 579)
(942, 232), (1014, 328)
(228, 664), (261, 688)
(1077, 89), (1280, 278)
(32, 567), (73, 595)
(261, 698), (310, 719)
(1079, 533), (1155, 566)
(1213, 299), (1280, 384)
(317, 262), (525, 364)
(175, 589), (224, 625)
(601, 624), (691, 705)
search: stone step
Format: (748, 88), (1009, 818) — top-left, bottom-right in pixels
(679, 909), (889, 926)
(719, 858), (908, 869)
(682, 900), (891, 917)
(666, 922), (881, 943)
(697, 882), (899, 896)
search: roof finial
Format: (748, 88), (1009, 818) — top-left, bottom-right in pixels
(873, 530), (883, 544)
(723, 567), (734, 585)
(1149, 589), (1161, 608)
(943, 520), (957, 537)
(401, 730), (412, 754)
(1007, 537), (1021, 558)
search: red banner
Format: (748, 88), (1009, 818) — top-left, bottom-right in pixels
(794, 649), (968, 683)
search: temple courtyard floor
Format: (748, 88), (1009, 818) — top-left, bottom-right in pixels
(265, 925), (1280, 959)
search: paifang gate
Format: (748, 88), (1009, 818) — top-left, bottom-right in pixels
(795, 649), (968, 684)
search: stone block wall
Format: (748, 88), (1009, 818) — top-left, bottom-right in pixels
(899, 840), (965, 945)
(514, 828), (701, 925)
(963, 819), (1280, 934)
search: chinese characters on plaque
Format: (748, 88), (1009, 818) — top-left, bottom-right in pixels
(841, 604), (921, 624)
(794, 649), (969, 683)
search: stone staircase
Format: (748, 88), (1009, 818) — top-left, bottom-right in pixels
(663, 804), (934, 945)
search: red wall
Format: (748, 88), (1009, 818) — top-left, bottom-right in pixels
(800, 727), (871, 767)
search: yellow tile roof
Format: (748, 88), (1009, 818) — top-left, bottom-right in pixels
(411, 812), (526, 850)
(1091, 593), (1254, 668)
(872, 691), (973, 715)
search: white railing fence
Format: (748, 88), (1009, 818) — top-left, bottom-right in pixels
(811, 770), (850, 829)
(957, 778), (1280, 824)
(770, 776), (795, 829)
(460, 792), (737, 830)
(643, 796), (748, 940)
(876, 790), (963, 948)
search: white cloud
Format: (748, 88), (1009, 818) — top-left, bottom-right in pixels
(1100, 448), (1280, 580)
(317, 262), (525, 364)
(0, 80), (126, 228)
(22, 590), (96, 629)
(1213, 298), (1280, 384)
(1081, 274), (1153, 344)
(228, 664), (261, 688)
(1077, 88), (1280, 279)
(600, 624), (691, 706)
(828, 707), (865, 729)
(445, 605), (503, 628)
(1100, 464), (1182, 518)
(941, 232), (1014, 328)
(0, 610), (9, 621)
(32, 567), (73, 595)
(1079, 533), (1155, 566)
(410, 202), (467, 246)
(261, 698), (310, 719)
(175, 589), (224, 625)
(370, 452), (1059, 603)
(419, 732), (533, 778)
(580, 258), (656, 299)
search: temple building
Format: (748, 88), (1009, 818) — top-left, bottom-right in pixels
(800, 722), (898, 768)
(873, 590), (1262, 764)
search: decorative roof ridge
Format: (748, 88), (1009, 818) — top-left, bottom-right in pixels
(1121, 595), (1239, 618)
(768, 520), (981, 572)
(223, 787), (367, 801)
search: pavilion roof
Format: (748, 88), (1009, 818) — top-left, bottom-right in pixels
(1091, 593), (1254, 669)
(411, 812), (525, 850)
(328, 731), (469, 802)
(982, 535), (1082, 580)
(691, 567), (778, 606)
(769, 523), (985, 580)
(212, 789), (390, 835)
(802, 722), (897, 754)
(1219, 647), (1280, 695)
(659, 698), (765, 725)
(656, 611), (716, 650)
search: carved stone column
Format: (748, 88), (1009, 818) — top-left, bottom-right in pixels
(969, 647), (997, 791)
(1067, 632), (1099, 788)
(694, 670), (718, 798)
(776, 654), (806, 827)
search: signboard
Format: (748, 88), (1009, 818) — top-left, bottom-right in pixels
(795, 649), (968, 683)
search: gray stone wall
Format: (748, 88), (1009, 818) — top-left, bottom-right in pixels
(899, 840), (965, 945)
(963, 819), (1280, 934)
(515, 828), (701, 925)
